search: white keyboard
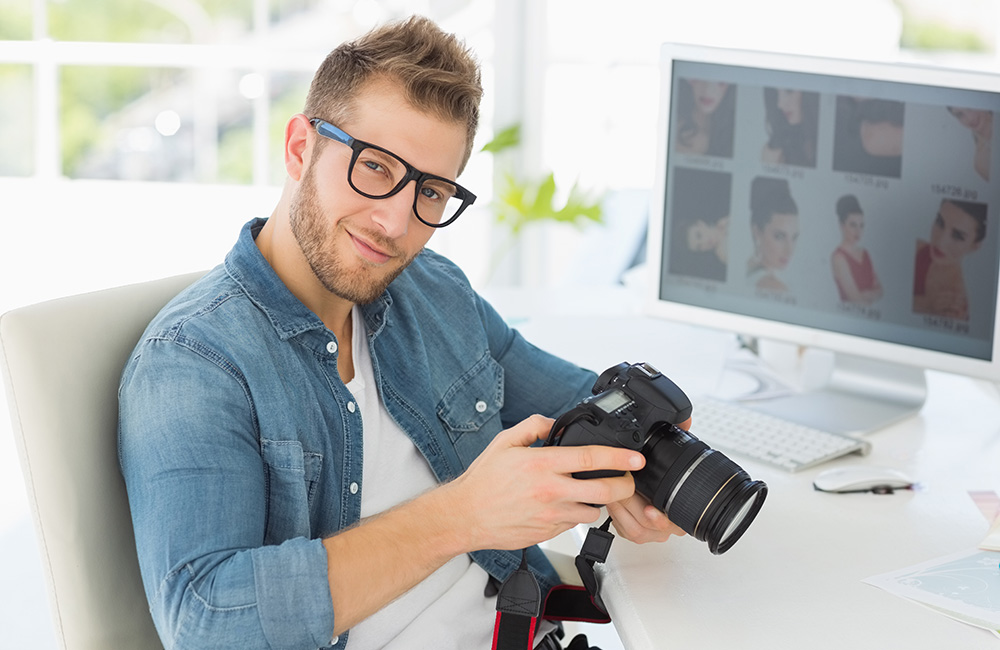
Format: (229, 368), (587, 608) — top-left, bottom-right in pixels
(689, 396), (871, 472)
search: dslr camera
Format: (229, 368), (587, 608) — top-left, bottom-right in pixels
(547, 361), (767, 554)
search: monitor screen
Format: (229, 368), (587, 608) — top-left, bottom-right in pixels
(648, 44), (1000, 388)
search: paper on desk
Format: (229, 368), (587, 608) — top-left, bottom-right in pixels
(863, 548), (1000, 634)
(969, 491), (1000, 552)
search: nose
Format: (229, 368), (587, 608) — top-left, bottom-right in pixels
(370, 181), (417, 238)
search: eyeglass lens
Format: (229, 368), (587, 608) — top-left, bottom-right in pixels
(351, 146), (464, 225)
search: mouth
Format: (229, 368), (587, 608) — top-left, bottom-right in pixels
(349, 232), (394, 264)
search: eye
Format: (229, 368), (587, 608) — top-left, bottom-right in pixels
(420, 185), (441, 202)
(356, 148), (403, 182)
(361, 159), (386, 174)
(419, 180), (457, 204)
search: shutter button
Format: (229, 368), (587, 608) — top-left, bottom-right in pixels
(475, 400), (488, 413)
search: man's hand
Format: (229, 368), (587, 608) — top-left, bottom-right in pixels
(606, 494), (686, 544)
(440, 414), (646, 553)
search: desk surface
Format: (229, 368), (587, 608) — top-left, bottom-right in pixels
(512, 310), (1000, 650)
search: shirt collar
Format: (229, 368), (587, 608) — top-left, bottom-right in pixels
(224, 218), (393, 341)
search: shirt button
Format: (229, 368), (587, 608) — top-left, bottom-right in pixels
(475, 400), (488, 413)
(326, 341), (338, 354)
(349, 482), (359, 494)
(347, 401), (356, 413)
(331, 636), (339, 645)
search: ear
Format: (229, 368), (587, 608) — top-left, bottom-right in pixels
(284, 113), (313, 182)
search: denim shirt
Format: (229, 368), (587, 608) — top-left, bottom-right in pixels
(118, 218), (596, 650)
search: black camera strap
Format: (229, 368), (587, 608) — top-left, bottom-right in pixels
(492, 526), (614, 649)
(492, 550), (542, 650)
(573, 518), (614, 616)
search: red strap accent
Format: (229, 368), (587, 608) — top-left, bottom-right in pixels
(491, 612), (501, 650)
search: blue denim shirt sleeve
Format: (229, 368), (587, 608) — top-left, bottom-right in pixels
(119, 334), (336, 649)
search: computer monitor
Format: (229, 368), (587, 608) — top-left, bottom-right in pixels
(647, 43), (1000, 435)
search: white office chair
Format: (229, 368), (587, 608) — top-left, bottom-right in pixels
(0, 272), (205, 650)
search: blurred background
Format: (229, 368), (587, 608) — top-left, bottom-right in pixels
(1, 0), (998, 646)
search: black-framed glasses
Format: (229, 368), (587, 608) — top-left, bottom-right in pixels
(309, 118), (476, 228)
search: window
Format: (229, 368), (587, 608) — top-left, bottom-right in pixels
(0, 1), (500, 308)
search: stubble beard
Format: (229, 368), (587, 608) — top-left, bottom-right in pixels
(289, 165), (418, 305)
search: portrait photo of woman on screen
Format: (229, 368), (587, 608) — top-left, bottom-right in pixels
(831, 194), (883, 305)
(832, 96), (905, 178)
(674, 78), (736, 157)
(667, 167), (732, 282)
(747, 176), (799, 293)
(761, 88), (819, 167)
(913, 198), (988, 321)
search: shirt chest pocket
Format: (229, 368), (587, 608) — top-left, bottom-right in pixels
(260, 438), (323, 544)
(436, 354), (504, 452)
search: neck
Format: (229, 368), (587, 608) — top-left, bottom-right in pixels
(255, 206), (356, 336)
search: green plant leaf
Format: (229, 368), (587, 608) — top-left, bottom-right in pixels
(481, 121), (604, 236)
(529, 173), (558, 219)
(494, 173), (604, 234)
(480, 123), (521, 154)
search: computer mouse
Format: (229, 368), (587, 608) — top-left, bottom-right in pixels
(813, 465), (915, 494)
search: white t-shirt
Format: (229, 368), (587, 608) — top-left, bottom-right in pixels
(344, 307), (496, 650)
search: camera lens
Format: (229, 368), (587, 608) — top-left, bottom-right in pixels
(633, 424), (767, 554)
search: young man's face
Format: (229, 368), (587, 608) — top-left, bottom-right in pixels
(290, 79), (468, 304)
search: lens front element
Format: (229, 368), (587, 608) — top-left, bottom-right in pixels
(635, 425), (767, 554)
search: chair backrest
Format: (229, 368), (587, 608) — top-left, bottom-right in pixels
(0, 272), (205, 650)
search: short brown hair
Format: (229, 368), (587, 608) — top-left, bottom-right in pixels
(303, 15), (483, 172)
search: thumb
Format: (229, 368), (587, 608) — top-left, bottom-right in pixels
(499, 414), (555, 448)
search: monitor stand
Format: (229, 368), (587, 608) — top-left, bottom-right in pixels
(736, 349), (927, 436)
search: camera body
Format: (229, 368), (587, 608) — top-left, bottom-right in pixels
(549, 361), (767, 554)
(553, 361), (692, 462)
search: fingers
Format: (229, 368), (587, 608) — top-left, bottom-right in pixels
(498, 415), (645, 482)
(607, 495), (686, 544)
(558, 472), (637, 508)
(543, 443), (645, 476)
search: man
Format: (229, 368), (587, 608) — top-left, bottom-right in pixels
(118, 16), (680, 650)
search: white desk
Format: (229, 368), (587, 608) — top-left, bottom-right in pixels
(512, 310), (1000, 650)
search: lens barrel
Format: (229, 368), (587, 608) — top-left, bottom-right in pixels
(634, 425), (767, 554)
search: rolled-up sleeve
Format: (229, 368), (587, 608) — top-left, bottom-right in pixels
(118, 336), (335, 649)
